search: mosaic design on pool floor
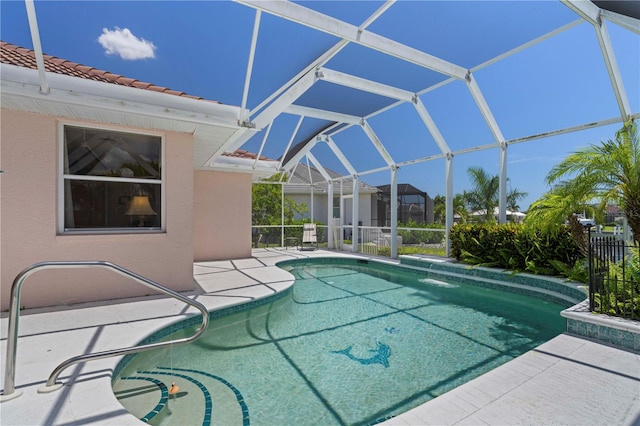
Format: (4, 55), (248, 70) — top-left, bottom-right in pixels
(332, 340), (391, 368)
(118, 366), (249, 426)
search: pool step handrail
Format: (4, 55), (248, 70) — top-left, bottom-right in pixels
(1, 260), (209, 402)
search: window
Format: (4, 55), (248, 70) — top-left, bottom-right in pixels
(333, 197), (340, 219)
(61, 125), (163, 232)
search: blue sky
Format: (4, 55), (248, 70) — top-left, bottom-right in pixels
(2, 1), (638, 210)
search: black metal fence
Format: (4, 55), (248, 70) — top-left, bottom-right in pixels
(588, 234), (639, 320)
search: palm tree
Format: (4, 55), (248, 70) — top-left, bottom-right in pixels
(433, 193), (470, 224)
(464, 167), (499, 222)
(464, 166), (527, 222)
(454, 193), (469, 223)
(527, 121), (639, 245)
(507, 187), (528, 212)
(526, 182), (592, 254)
(433, 195), (446, 225)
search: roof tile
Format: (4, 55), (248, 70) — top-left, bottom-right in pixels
(132, 81), (152, 89)
(0, 40), (217, 103)
(222, 149), (275, 161)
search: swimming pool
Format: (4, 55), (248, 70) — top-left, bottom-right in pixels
(112, 259), (566, 425)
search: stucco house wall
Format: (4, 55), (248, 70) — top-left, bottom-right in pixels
(287, 193), (330, 224)
(286, 192), (375, 227)
(341, 194), (374, 226)
(1, 109), (198, 310)
(193, 170), (252, 261)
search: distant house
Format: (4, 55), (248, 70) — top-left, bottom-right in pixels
(0, 41), (267, 309)
(282, 166), (436, 228)
(375, 183), (435, 226)
(470, 208), (526, 223)
(605, 204), (625, 223)
(283, 162), (379, 226)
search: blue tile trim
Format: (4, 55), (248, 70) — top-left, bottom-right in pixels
(138, 369), (212, 426)
(158, 366), (250, 426)
(119, 376), (168, 423)
(565, 319), (640, 352)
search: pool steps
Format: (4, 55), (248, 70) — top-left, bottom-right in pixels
(113, 366), (250, 425)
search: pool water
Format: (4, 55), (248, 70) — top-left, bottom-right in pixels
(113, 262), (566, 425)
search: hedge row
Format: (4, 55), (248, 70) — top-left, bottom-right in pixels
(449, 223), (585, 280)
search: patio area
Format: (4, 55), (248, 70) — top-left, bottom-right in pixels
(1, 248), (638, 425)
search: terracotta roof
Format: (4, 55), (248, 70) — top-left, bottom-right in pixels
(222, 149), (275, 161)
(0, 40), (218, 103)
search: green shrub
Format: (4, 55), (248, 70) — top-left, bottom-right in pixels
(397, 221), (445, 245)
(450, 223), (584, 280)
(378, 246), (447, 257)
(594, 246), (640, 318)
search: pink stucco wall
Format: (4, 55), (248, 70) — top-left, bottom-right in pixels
(193, 170), (252, 261)
(1, 110), (196, 309)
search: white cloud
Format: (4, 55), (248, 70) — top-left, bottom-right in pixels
(98, 27), (156, 60)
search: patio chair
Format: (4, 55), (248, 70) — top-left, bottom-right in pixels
(301, 223), (318, 250)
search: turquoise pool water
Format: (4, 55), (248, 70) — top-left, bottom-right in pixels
(113, 260), (566, 425)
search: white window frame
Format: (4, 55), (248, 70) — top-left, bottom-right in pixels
(57, 121), (166, 234)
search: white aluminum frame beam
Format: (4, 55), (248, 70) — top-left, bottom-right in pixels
(445, 154), (454, 256)
(466, 74), (506, 146)
(251, 40), (349, 117)
(25, 0), (49, 94)
(360, 120), (395, 167)
(249, 0), (390, 117)
(508, 114), (639, 145)
(498, 144), (508, 223)
(327, 179), (334, 248)
(252, 69), (319, 130)
(390, 166), (398, 258)
(562, 0), (601, 24)
(360, 1), (396, 30)
(306, 152), (332, 182)
(562, 0), (631, 120)
(253, 121), (271, 169)
(465, 73), (508, 223)
(318, 68), (414, 102)
(240, 9), (261, 124)
(324, 17), (585, 143)
(306, 156), (315, 222)
(205, 68), (319, 165)
(280, 121), (346, 172)
(326, 136), (357, 177)
(285, 104), (361, 125)
(278, 115), (305, 171)
(352, 176), (360, 253)
(335, 113), (639, 179)
(282, 136), (322, 172)
(413, 99), (452, 155)
(238, 0), (468, 80)
(601, 9), (640, 35)
(597, 14), (633, 120)
(470, 19), (584, 73)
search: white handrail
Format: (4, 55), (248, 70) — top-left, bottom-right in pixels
(1, 261), (209, 402)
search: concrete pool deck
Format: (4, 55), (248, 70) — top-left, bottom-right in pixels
(1, 248), (639, 425)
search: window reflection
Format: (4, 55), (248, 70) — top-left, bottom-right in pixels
(63, 126), (162, 231)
